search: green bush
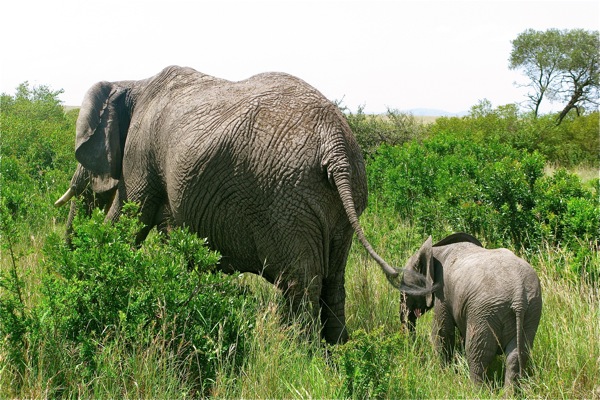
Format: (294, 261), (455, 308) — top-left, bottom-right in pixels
(1, 83), (74, 177)
(367, 133), (547, 248)
(533, 169), (598, 243)
(366, 129), (598, 276)
(342, 106), (429, 158)
(1, 83), (75, 234)
(1, 203), (257, 396)
(0, 202), (37, 380)
(430, 101), (598, 167)
(334, 327), (425, 399)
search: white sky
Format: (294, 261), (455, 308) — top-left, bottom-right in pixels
(1, 0), (598, 114)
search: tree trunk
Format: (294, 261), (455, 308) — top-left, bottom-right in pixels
(556, 87), (583, 125)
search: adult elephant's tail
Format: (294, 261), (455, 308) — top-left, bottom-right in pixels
(330, 168), (399, 279)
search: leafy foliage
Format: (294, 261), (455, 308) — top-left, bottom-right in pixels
(342, 105), (429, 158)
(0, 202), (37, 379)
(1, 82), (76, 232)
(430, 101), (598, 166)
(1, 203), (257, 396)
(365, 118), (598, 281)
(334, 327), (426, 399)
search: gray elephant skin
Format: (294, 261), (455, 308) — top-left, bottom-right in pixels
(400, 233), (542, 387)
(55, 65), (406, 344)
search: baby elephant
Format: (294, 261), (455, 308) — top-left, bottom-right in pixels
(399, 233), (542, 387)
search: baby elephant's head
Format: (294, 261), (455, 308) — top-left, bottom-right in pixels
(398, 236), (437, 332)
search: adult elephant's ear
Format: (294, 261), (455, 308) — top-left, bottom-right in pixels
(75, 81), (127, 192)
(417, 236), (435, 307)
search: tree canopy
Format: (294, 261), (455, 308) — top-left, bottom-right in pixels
(509, 28), (599, 123)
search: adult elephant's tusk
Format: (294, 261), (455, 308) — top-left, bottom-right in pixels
(54, 187), (75, 207)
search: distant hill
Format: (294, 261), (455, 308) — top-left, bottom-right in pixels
(405, 108), (468, 117)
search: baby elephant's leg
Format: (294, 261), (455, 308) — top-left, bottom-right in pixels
(432, 309), (456, 364)
(465, 325), (499, 384)
(504, 338), (527, 387)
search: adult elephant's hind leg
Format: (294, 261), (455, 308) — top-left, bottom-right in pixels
(321, 273), (348, 344)
(320, 230), (353, 344)
(277, 266), (322, 340)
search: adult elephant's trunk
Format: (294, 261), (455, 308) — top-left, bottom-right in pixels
(54, 163), (118, 246)
(332, 171), (399, 279)
(54, 164), (91, 246)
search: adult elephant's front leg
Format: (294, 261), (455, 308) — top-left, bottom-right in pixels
(106, 180), (165, 244)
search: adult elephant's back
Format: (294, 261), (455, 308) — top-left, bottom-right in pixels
(156, 71), (368, 282)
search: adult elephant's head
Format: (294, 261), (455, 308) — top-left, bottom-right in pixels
(54, 80), (135, 238)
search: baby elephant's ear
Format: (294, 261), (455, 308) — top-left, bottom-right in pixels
(417, 236), (435, 307)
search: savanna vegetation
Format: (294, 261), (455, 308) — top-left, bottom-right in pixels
(1, 78), (598, 398)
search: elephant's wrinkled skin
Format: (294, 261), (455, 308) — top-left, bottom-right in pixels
(56, 65), (405, 344)
(400, 233), (542, 387)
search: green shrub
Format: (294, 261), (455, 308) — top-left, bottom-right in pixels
(334, 327), (424, 399)
(1, 202), (257, 396)
(533, 168), (598, 245)
(0, 202), (37, 380)
(367, 132), (547, 248)
(343, 106), (429, 158)
(1, 83), (75, 234)
(430, 102), (598, 167)
(366, 129), (598, 280)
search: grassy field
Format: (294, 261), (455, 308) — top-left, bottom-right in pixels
(209, 209), (599, 399)
(411, 115), (440, 124)
(545, 164), (599, 185)
(2, 208), (598, 398)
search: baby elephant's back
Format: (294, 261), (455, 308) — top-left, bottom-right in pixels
(446, 246), (542, 335)
(449, 246), (540, 296)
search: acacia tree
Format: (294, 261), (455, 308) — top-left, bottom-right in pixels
(554, 29), (599, 124)
(509, 28), (563, 118)
(509, 28), (599, 123)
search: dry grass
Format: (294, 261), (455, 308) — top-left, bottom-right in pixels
(545, 163), (599, 184)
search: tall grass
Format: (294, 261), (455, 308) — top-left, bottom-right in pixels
(212, 276), (341, 398)
(1, 207), (598, 398)
(208, 209), (599, 398)
(527, 243), (600, 397)
(545, 163), (599, 186)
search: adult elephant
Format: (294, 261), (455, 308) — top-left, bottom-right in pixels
(55, 65), (414, 344)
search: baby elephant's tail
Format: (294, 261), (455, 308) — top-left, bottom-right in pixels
(514, 304), (525, 378)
